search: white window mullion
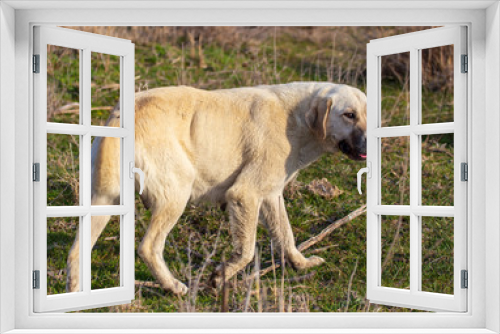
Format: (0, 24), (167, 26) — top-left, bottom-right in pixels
(366, 41), (380, 296)
(81, 47), (92, 295)
(121, 48), (136, 295)
(409, 47), (420, 295)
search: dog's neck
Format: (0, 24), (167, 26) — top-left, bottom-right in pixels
(271, 83), (338, 173)
(288, 112), (330, 173)
(296, 139), (326, 170)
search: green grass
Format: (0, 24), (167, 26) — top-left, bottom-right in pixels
(45, 28), (454, 313)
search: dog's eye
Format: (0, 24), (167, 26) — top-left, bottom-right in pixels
(344, 113), (356, 119)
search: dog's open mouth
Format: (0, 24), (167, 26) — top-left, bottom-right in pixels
(339, 140), (366, 161)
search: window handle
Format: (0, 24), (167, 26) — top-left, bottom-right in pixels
(357, 162), (371, 195)
(129, 162), (145, 195)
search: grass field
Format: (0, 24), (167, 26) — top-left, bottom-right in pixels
(45, 26), (454, 312)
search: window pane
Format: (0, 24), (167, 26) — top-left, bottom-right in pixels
(421, 45), (454, 124)
(47, 134), (80, 206)
(91, 52), (121, 126)
(47, 45), (80, 124)
(421, 134), (454, 206)
(47, 217), (80, 295)
(421, 217), (454, 294)
(381, 137), (410, 205)
(381, 215), (410, 289)
(381, 52), (410, 127)
(91, 215), (121, 290)
(91, 136), (121, 205)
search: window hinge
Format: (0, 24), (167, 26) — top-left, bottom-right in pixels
(461, 270), (468, 289)
(33, 270), (40, 289)
(33, 163), (40, 182)
(33, 54), (40, 73)
(461, 54), (468, 73)
(461, 162), (468, 181)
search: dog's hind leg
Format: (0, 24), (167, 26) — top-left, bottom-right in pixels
(260, 195), (325, 270)
(138, 185), (192, 295)
(67, 136), (121, 292)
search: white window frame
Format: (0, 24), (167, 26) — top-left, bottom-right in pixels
(366, 26), (468, 312)
(33, 26), (136, 313)
(0, 1), (499, 333)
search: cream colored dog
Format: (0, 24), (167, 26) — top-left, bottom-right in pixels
(67, 82), (367, 295)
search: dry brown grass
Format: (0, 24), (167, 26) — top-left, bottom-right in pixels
(63, 26), (450, 90)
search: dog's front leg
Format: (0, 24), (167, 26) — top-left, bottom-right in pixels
(260, 195), (325, 270)
(212, 185), (262, 285)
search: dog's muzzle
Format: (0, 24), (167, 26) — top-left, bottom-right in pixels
(339, 139), (366, 161)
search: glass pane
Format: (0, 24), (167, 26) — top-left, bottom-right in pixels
(381, 52), (410, 127)
(47, 217), (80, 295)
(381, 137), (410, 205)
(421, 217), (454, 294)
(91, 52), (121, 126)
(381, 215), (410, 289)
(47, 45), (80, 124)
(91, 136), (121, 205)
(421, 45), (454, 124)
(421, 134), (454, 206)
(91, 215), (121, 290)
(47, 134), (80, 206)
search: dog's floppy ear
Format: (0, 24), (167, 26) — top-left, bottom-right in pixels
(305, 96), (333, 140)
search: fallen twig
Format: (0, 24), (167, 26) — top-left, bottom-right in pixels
(304, 244), (339, 255)
(285, 271), (316, 283)
(135, 280), (162, 289)
(344, 258), (359, 312)
(298, 205), (367, 252)
(258, 205), (367, 277)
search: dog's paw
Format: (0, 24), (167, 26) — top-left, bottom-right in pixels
(306, 255), (325, 267)
(171, 280), (189, 296)
(292, 255), (325, 270)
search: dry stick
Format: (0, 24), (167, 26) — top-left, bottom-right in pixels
(270, 240), (278, 306)
(285, 271), (316, 284)
(188, 31), (196, 59)
(298, 205), (367, 252)
(305, 244), (339, 255)
(243, 246), (259, 312)
(186, 233), (193, 312)
(279, 244), (286, 313)
(255, 246), (262, 313)
(329, 32), (336, 82)
(381, 216), (403, 270)
(220, 252), (229, 313)
(273, 27), (278, 81)
(258, 204), (367, 278)
(190, 225), (222, 305)
(198, 35), (207, 69)
(261, 281), (268, 312)
(381, 142), (409, 271)
(135, 280), (161, 289)
(344, 258), (359, 312)
(287, 286), (293, 312)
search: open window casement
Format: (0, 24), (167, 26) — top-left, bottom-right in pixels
(365, 26), (467, 312)
(33, 26), (136, 312)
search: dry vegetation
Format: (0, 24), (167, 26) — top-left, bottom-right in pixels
(45, 26), (454, 313)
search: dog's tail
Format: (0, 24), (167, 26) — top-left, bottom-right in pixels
(90, 108), (121, 206)
(67, 109), (122, 292)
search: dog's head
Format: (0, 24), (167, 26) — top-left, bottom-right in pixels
(305, 84), (367, 161)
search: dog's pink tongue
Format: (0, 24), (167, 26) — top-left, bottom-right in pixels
(360, 154), (367, 159)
